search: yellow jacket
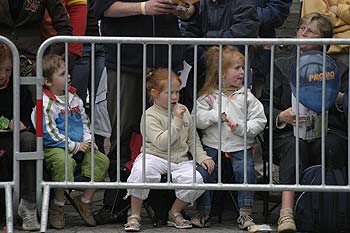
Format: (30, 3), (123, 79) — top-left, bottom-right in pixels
(301, 0), (350, 54)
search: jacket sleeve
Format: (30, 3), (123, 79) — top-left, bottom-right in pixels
(66, 0), (88, 57)
(301, 0), (349, 27)
(233, 93), (267, 138)
(206, 0), (259, 38)
(46, 0), (73, 55)
(257, 0), (292, 37)
(20, 86), (35, 128)
(180, 3), (205, 38)
(335, 3), (350, 25)
(259, 57), (291, 131)
(93, 0), (118, 19)
(196, 95), (220, 130)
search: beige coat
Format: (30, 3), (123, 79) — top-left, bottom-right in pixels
(302, 0), (350, 54)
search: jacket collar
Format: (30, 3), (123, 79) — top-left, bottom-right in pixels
(43, 86), (77, 102)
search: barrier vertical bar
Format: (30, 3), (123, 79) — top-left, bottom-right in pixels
(5, 184), (13, 233)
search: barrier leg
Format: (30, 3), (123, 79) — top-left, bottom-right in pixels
(5, 184), (13, 233)
(40, 185), (50, 233)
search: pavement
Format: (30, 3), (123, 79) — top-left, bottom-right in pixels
(9, 189), (281, 233)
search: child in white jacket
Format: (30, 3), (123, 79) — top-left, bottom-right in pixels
(191, 46), (267, 231)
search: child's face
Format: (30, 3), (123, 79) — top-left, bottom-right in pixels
(153, 79), (181, 109)
(45, 63), (70, 95)
(223, 56), (244, 88)
(0, 58), (12, 88)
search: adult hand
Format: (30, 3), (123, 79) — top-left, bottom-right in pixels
(200, 159), (215, 174)
(329, 6), (338, 14)
(278, 107), (306, 126)
(145, 0), (177, 15)
(171, 4), (195, 19)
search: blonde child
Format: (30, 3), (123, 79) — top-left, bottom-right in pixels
(191, 46), (267, 231)
(32, 54), (109, 229)
(0, 43), (40, 230)
(125, 68), (215, 232)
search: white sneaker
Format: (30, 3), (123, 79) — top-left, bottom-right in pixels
(18, 199), (40, 231)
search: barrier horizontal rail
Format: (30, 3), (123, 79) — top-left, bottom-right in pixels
(35, 36), (350, 232)
(40, 181), (350, 192)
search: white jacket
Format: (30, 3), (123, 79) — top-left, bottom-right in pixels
(196, 87), (267, 152)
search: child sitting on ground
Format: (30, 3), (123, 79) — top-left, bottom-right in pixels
(32, 54), (109, 229)
(125, 68), (215, 232)
(191, 46), (267, 231)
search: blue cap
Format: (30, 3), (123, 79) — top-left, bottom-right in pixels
(290, 51), (340, 114)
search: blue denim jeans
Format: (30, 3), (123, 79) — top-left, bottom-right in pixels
(71, 44), (105, 105)
(196, 146), (256, 213)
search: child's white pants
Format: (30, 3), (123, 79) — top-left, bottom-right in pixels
(127, 154), (205, 204)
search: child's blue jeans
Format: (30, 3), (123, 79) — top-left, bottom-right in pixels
(196, 146), (256, 213)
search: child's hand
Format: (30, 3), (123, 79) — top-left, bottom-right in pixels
(93, 143), (98, 150)
(200, 159), (215, 174)
(9, 120), (26, 131)
(174, 105), (186, 119)
(78, 141), (90, 153)
(221, 112), (228, 123)
(221, 113), (238, 131)
(227, 120), (238, 132)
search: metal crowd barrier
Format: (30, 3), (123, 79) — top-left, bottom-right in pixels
(2, 36), (349, 232)
(0, 36), (40, 233)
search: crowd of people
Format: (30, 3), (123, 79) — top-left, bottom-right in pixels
(0, 0), (349, 233)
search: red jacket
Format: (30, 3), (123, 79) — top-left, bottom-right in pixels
(41, 0), (87, 57)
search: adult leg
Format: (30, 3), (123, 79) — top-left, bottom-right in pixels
(274, 136), (308, 233)
(104, 70), (143, 205)
(18, 131), (40, 231)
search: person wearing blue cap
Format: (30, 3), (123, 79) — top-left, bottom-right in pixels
(260, 12), (348, 233)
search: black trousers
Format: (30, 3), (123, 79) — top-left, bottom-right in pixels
(273, 132), (347, 185)
(0, 131), (37, 218)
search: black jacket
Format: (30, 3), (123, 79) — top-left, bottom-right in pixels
(94, 0), (183, 73)
(180, 0), (259, 66)
(0, 0), (72, 61)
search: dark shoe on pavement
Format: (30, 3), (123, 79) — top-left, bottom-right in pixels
(71, 196), (96, 227)
(49, 204), (65, 229)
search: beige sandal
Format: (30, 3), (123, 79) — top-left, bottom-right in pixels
(124, 215), (141, 232)
(167, 211), (192, 229)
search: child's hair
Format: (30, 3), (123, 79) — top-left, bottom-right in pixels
(199, 46), (244, 96)
(0, 42), (13, 62)
(42, 54), (65, 82)
(146, 68), (182, 102)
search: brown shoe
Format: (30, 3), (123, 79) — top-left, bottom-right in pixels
(71, 196), (96, 227)
(278, 213), (296, 233)
(49, 204), (65, 229)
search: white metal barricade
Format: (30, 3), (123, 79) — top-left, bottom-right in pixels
(32, 36), (350, 232)
(0, 36), (39, 233)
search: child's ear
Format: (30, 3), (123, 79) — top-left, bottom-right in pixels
(150, 88), (158, 97)
(44, 78), (52, 87)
